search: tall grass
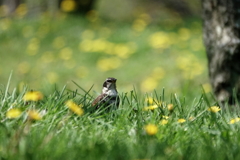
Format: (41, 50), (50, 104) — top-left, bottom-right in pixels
(1, 80), (240, 160)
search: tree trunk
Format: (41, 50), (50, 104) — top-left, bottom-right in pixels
(202, 0), (240, 104)
(3, 0), (21, 15)
(77, 0), (95, 14)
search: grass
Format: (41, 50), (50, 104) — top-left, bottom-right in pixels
(1, 13), (239, 159)
(0, 14), (208, 101)
(1, 75), (240, 160)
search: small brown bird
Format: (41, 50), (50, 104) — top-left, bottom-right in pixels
(92, 77), (120, 110)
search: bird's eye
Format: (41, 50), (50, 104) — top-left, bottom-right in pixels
(106, 80), (112, 82)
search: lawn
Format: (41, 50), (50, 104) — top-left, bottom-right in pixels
(0, 13), (208, 99)
(1, 13), (240, 160)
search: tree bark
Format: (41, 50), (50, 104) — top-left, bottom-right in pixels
(3, 0), (21, 15)
(77, 0), (95, 14)
(202, 0), (240, 104)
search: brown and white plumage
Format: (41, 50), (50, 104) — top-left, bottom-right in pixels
(92, 77), (120, 110)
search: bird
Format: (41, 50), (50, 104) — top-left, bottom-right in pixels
(92, 77), (120, 110)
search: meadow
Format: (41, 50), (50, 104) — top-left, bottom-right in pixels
(1, 12), (240, 160)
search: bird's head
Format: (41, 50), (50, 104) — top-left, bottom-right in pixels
(102, 77), (118, 94)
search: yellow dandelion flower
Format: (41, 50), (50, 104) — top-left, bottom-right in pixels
(177, 118), (186, 123)
(176, 54), (204, 79)
(59, 47), (72, 60)
(162, 115), (169, 119)
(113, 44), (131, 59)
(79, 39), (93, 52)
(96, 57), (122, 71)
(86, 10), (99, 22)
(66, 100), (84, 116)
(6, 108), (22, 119)
(0, 18), (11, 31)
(23, 91), (43, 101)
(149, 32), (171, 49)
(15, 3), (28, 17)
(229, 118), (240, 124)
(146, 97), (154, 104)
(92, 39), (108, 52)
(132, 19), (147, 32)
(178, 28), (190, 41)
(60, 0), (77, 12)
(208, 106), (221, 113)
(144, 124), (158, 135)
(160, 119), (168, 125)
(140, 77), (158, 92)
(27, 110), (42, 120)
(167, 104), (174, 111)
(143, 105), (158, 111)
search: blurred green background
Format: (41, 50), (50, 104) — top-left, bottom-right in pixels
(0, 0), (208, 99)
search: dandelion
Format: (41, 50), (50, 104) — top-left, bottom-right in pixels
(140, 77), (158, 92)
(144, 124), (158, 135)
(229, 118), (240, 124)
(6, 108), (22, 119)
(23, 91), (43, 101)
(0, 18), (11, 31)
(60, 0), (77, 12)
(79, 39), (93, 52)
(160, 119), (168, 125)
(27, 110), (42, 120)
(15, 3), (27, 17)
(178, 28), (190, 41)
(178, 118), (186, 123)
(86, 10), (98, 22)
(208, 106), (221, 113)
(149, 32), (171, 49)
(146, 97), (154, 105)
(132, 18), (147, 32)
(176, 55), (204, 79)
(96, 57), (122, 72)
(143, 105), (158, 111)
(65, 100), (84, 116)
(59, 47), (72, 60)
(113, 44), (132, 59)
(167, 104), (174, 111)
(92, 39), (108, 52)
(162, 115), (169, 119)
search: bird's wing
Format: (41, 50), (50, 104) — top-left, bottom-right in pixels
(91, 93), (107, 106)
